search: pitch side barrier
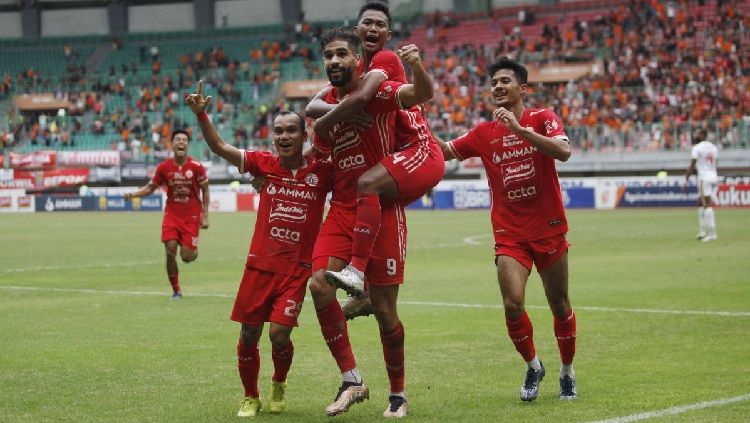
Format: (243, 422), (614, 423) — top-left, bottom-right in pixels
(405, 176), (750, 210)
(31, 195), (163, 212)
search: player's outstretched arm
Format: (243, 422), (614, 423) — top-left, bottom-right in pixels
(395, 44), (433, 109)
(124, 182), (157, 200)
(434, 136), (457, 161)
(185, 80), (243, 169)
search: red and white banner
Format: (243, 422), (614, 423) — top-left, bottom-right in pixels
(13, 168), (89, 189)
(716, 184), (750, 207)
(9, 151), (56, 170)
(58, 151), (121, 167)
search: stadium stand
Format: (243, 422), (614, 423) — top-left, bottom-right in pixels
(1, 0), (748, 178)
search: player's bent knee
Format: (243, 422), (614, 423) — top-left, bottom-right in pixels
(269, 329), (292, 350)
(309, 274), (334, 298)
(503, 300), (525, 318)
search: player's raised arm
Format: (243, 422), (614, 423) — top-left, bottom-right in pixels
(185, 80), (243, 169)
(200, 179), (210, 229)
(394, 44), (433, 109)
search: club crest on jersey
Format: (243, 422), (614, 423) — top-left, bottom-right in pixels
(305, 173), (319, 187)
(185, 170), (194, 178)
(267, 183), (277, 195)
(544, 119), (558, 134)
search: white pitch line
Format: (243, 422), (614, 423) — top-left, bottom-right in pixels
(1, 285), (749, 317)
(1, 236), (492, 274)
(587, 393), (750, 423)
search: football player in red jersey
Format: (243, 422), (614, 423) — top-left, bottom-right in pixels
(305, 27), (433, 418)
(306, 2), (445, 317)
(186, 81), (335, 417)
(437, 57), (578, 402)
(125, 129), (209, 299)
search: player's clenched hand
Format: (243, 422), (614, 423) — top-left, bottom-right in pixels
(184, 79), (212, 115)
(201, 214), (209, 229)
(124, 192), (133, 200)
(397, 44), (422, 68)
(249, 176), (266, 192)
(494, 107), (522, 132)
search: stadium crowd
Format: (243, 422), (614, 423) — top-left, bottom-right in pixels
(1, 0), (749, 154)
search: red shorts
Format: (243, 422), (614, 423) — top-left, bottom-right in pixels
(494, 233), (570, 272)
(161, 213), (200, 250)
(312, 203), (407, 285)
(382, 141), (445, 205)
(230, 266), (308, 327)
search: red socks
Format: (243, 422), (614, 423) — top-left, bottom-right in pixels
(554, 310), (577, 365)
(505, 310), (536, 362)
(237, 340), (260, 398)
(380, 322), (405, 393)
(351, 193), (382, 271)
(168, 273), (180, 293)
(316, 302), (356, 372)
(272, 342), (294, 382)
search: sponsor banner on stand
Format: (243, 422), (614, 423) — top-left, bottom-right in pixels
(562, 187), (596, 208)
(0, 189), (35, 213)
(58, 151), (120, 167)
(14, 168), (89, 189)
(35, 195), (98, 212)
(96, 195), (162, 211)
(9, 151), (56, 170)
(715, 184), (750, 207)
(616, 186), (699, 207)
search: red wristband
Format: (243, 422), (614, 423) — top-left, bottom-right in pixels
(197, 112), (209, 122)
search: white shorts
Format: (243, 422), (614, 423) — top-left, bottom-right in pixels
(698, 177), (718, 198)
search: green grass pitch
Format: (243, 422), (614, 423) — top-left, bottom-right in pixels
(1, 208), (749, 422)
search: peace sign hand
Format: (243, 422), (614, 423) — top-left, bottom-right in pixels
(184, 79), (212, 115)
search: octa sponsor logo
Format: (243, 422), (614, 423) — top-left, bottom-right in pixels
(338, 154), (366, 170)
(270, 226), (301, 243)
(507, 186), (537, 201)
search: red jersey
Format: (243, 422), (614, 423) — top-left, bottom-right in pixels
(240, 150), (334, 277)
(448, 108), (570, 242)
(359, 48), (436, 152)
(313, 81), (405, 208)
(358, 49), (407, 83)
(151, 157), (207, 218)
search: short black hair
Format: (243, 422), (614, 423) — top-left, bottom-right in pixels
(358, 1), (391, 26)
(171, 129), (190, 142)
(274, 110), (306, 133)
(488, 57), (529, 85)
(320, 26), (361, 53)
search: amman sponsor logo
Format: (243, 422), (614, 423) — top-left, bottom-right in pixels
(270, 226), (301, 243)
(270, 198), (308, 222)
(494, 146), (538, 163)
(338, 154), (366, 170)
(275, 186), (318, 201)
(507, 185), (537, 201)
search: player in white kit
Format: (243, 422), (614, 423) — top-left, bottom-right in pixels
(683, 128), (719, 242)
